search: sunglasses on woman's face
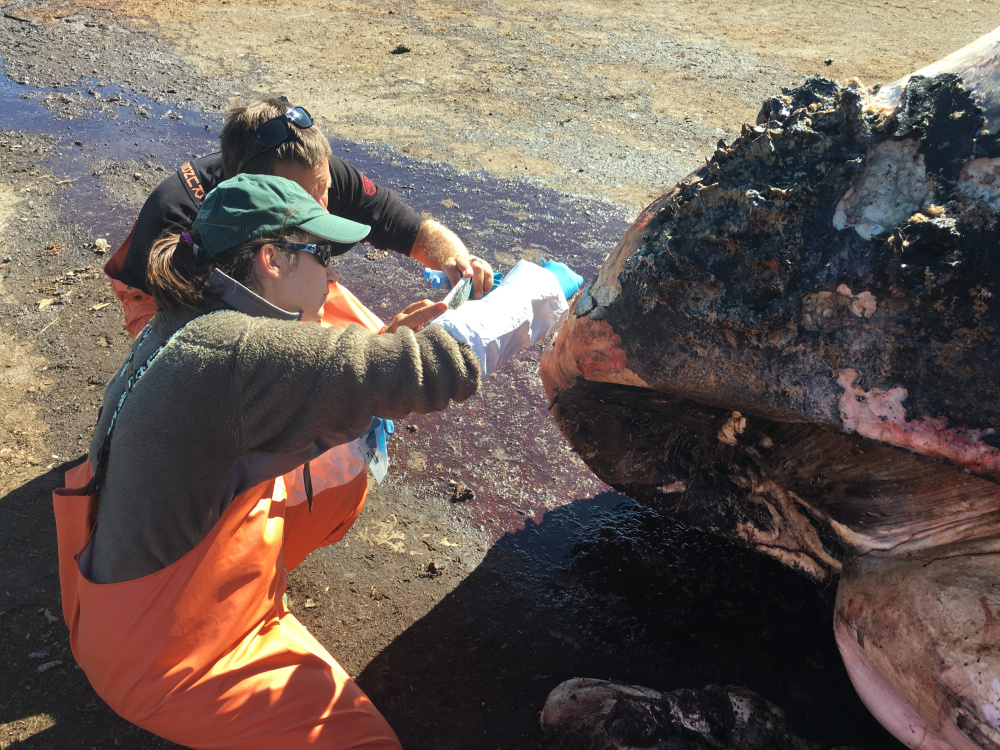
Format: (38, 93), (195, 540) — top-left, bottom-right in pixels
(252, 106), (314, 148)
(273, 241), (335, 267)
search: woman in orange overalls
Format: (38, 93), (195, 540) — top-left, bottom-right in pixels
(53, 173), (481, 748)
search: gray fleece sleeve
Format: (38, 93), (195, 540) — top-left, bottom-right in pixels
(231, 318), (480, 456)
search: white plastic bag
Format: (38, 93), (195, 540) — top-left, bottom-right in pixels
(429, 260), (569, 378)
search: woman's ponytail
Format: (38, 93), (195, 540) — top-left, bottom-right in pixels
(146, 228), (215, 313)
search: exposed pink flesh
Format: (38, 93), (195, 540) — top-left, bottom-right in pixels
(837, 368), (1000, 482)
(835, 545), (1000, 750)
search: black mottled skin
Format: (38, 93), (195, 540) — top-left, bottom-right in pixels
(551, 74), (1000, 577)
(543, 682), (823, 750)
(607, 75), (1000, 429)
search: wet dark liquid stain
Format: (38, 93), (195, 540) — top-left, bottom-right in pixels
(0, 57), (632, 538)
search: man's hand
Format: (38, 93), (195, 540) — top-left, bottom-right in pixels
(384, 299), (447, 333)
(410, 219), (495, 299)
(444, 253), (495, 301)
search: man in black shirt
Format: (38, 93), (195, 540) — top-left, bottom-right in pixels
(106, 97), (494, 337)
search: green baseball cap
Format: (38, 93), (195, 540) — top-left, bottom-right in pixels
(192, 173), (370, 259)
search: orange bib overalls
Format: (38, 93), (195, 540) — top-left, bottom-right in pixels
(54, 459), (400, 749)
(63, 244), (401, 747)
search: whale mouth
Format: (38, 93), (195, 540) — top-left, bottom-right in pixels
(551, 378), (1000, 582)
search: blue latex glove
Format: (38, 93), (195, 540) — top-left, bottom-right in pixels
(541, 259), (584, 300)
(375, 418), (394, 454)
(364, 418), (395, 454)
(361, 417), (396, 484)
(424, 269), (503, 290)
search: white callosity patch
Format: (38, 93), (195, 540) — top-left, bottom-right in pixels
(840, 285), (877, 317)
(833, 139), (935, 240)
(836, 368), (1000, 481)
(958, 157), (1000, 209)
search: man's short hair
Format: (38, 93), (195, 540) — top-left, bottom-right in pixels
(220, 97), (332, 178)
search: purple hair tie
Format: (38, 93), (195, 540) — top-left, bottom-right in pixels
(181, 231), (200, 259)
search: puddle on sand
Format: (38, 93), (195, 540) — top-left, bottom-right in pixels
(325, 150), (632, 539)
(0, 61), (634, 540)
(0, 57), (220, 239)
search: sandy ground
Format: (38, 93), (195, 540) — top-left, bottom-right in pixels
(1, 1), (999, 748)
(92, 0), (1000, 206)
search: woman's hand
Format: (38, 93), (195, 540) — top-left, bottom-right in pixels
(384, 299), (448, 333)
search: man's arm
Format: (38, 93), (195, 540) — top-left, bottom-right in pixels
(409, 220), (495, 298)
(326, 156), (495, 297)
(326, 155), (422, 252)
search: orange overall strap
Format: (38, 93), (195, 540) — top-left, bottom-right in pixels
(279, 279), (386, 567)
(322, 280), (385, 332)
(103, 229), (159, 340)
(52, 461), (97, 636)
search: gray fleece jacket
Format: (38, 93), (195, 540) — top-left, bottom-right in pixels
(86, 302), (480, 584)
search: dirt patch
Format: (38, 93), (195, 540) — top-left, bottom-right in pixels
(37, 0), (997, 212)
(0, 329), (52, 497)
(0, 129), (152, 750)
(89, 157), (171, 208)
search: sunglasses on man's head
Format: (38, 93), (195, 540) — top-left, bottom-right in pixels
(253, 107), (312, 149)
(236, 106), (315, 173)
(273, 241), (336, 267)
(252, 106), (314, 148)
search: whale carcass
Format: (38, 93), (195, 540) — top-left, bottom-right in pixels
(540, 28), (1000, 750)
